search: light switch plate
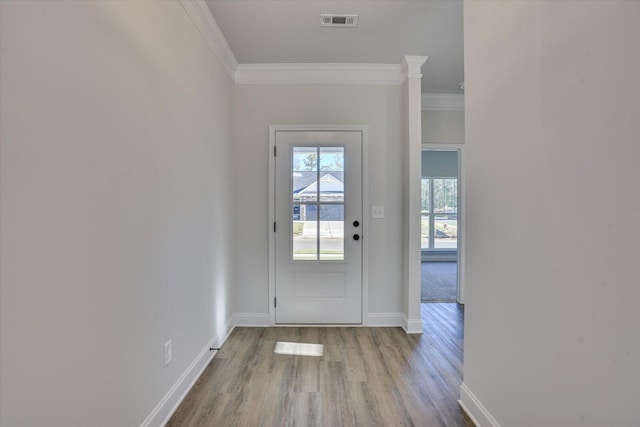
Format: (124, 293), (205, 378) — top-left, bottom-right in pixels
(372, 205), (385, 219)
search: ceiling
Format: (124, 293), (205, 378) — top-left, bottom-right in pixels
(205, 0), (463, 94)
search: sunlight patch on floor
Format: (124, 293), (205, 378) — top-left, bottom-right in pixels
(274, 341), (324, 357)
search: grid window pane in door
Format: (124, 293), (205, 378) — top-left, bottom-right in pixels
(319, 147), (344, 202)
(291, 146), (345, 261)
(292, 204), (317, 260)
(319, 204), (344, 260)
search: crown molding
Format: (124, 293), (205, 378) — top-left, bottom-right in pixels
(422, 93), (465, 111)
(235, 63), (407, 86)
(179, 0), (238, 80)
(177, 5), (442, 93)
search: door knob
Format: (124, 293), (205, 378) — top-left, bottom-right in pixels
(353, 234), (360, 241)
(353, 220), (360, 227)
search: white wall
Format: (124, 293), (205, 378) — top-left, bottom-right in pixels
(233, 84), (405, 318)
(0, 2), (235, 425)
(422, 109), (465, 144)
(462, 1), (640, 426)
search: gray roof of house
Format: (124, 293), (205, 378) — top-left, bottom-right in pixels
(293, 171), (344, 193)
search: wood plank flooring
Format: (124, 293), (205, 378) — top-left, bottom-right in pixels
(167, 303), (472, 426)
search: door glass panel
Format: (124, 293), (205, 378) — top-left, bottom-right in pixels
(293, 146), (318, 172)
(319, 204), (344, 260)
(319, 147), (344, 202)
(319, 174), (345, 202)
(292, 145), (346, 262)
(293, 204), (317, 260)
(293, 146), (318, 203)
(319, 147), (344, 172)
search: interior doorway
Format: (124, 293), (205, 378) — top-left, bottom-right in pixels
(421, 149), (461, 303)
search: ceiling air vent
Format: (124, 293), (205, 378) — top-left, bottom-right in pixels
(321, 14), (359, 28)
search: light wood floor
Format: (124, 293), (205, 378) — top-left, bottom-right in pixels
(167, 303), (473, 426)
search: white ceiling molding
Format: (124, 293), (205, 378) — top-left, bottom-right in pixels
(235, 63), (406, 86)
(179, 0), (238, 80)
(178, 3), (460, 98)
(421, 93), (465, 111)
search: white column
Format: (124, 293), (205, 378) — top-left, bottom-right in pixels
(402, 56), (428, 334)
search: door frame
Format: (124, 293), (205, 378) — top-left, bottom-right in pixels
(269, 125), (370, 326)
(421, 143), (465, 304)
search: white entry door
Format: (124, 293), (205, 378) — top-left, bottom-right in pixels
(274, 130), (363, 324)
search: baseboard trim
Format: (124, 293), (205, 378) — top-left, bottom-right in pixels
(233, 312), (270, 327)
(367, 312), (404, 327)
(140, 315), (235, 427)
(403, 316), (424, 334)
(459, 383), (501, 427)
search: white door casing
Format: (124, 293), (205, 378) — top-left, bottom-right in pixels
(271, 127), (365, 324)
